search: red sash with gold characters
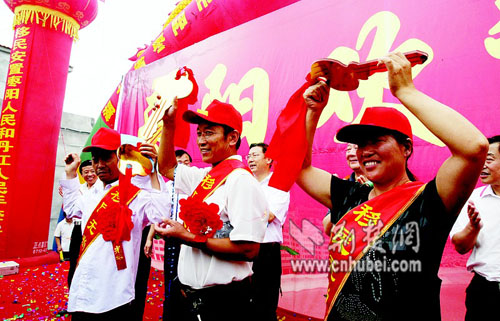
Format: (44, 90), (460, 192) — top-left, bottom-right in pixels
(192, 158), (252, 201)
(78, 184), (141, 270)
(325, 181), (426, 319)
(179, 158), (252, 238)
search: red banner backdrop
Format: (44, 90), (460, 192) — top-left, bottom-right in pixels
(0, 0), (98, 260)
(87, 0), (300, 135)
(115, 0), (500, 318)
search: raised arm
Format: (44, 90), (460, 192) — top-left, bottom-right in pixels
(382, 52), (488, 214)
(64, 153), (80, 180)
(296, 81), (334, 209)
(158, 97), (179, 180)
(60, 153), (84, 219)
(139, 142), (161, 190)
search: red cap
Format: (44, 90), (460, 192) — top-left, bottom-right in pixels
(182, 100), (243, 133)
(337, 107), (412, 143)
(82, 127), (121, 152)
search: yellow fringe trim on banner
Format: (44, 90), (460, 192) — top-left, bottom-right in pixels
(163, 0), (193, 29)
(13, 4), (80, 41)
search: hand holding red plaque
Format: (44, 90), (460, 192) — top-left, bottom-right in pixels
(310, 50), (428, 91)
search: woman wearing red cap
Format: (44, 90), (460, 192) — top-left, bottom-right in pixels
(298, 52), (488, 320)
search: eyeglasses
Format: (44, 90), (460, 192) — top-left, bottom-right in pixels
(196, 130), (216, 139)
(245, 153), (263, 160)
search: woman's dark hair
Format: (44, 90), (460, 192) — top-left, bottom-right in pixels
(391, 130), (417, 181)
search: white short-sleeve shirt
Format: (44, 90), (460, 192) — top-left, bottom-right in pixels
(450, 185), (500, 282)
(54, 220), (75, 252)
(259, 173), (290, 243)
(174, 156), (268, 289)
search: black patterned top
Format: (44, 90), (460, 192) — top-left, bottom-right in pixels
(328, 176), (455, 321)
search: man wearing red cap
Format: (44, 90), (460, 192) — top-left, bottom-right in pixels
(296, 52), (488, 320)
(156, 99), (268, 321)
(60, 127), (170, 320)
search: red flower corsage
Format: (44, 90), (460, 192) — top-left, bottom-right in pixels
(179, 197), (222, 238)
(98, 205), (134, 243)
(99, 212), (118, 242)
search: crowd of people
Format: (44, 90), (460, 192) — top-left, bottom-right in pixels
(56, 52), (497, 321)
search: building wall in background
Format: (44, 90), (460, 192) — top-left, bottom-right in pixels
(49, 112), (95, 246)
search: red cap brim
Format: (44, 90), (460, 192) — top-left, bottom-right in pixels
(337, 124), (399, 143)
(82, 144), (118, 153)
(182, 110), (208, 125)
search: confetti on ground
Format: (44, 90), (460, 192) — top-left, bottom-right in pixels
(0, 240), (467, 320)
(0, 261), (166, 321)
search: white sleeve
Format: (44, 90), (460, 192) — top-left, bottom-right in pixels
(265, 187), (290, 226)
(131, 174), (154, 191)
(226, 171), (268, 243)
(60, 177), (84, 219)
(450, 201), (470, 238)
(173, 164), (211, 196)
(54, 222), (62, 237)
(165, 180), (174, 195)
(130, 188), (171, 228)
(129, 173), (173, 226)
(131, 172), (170, 193)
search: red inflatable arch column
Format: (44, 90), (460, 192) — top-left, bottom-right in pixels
(0, 0), (98, 260)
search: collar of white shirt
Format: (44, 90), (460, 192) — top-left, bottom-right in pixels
(479, 185), (500, 198)
(259, 172), (273, 186)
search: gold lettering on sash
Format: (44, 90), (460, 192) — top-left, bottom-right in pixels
(87, 219), (97, 235)
(200, 174), (215, 190)
(353, 204), (381, 226)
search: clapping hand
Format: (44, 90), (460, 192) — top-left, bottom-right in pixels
(467, 201), (482, 230)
